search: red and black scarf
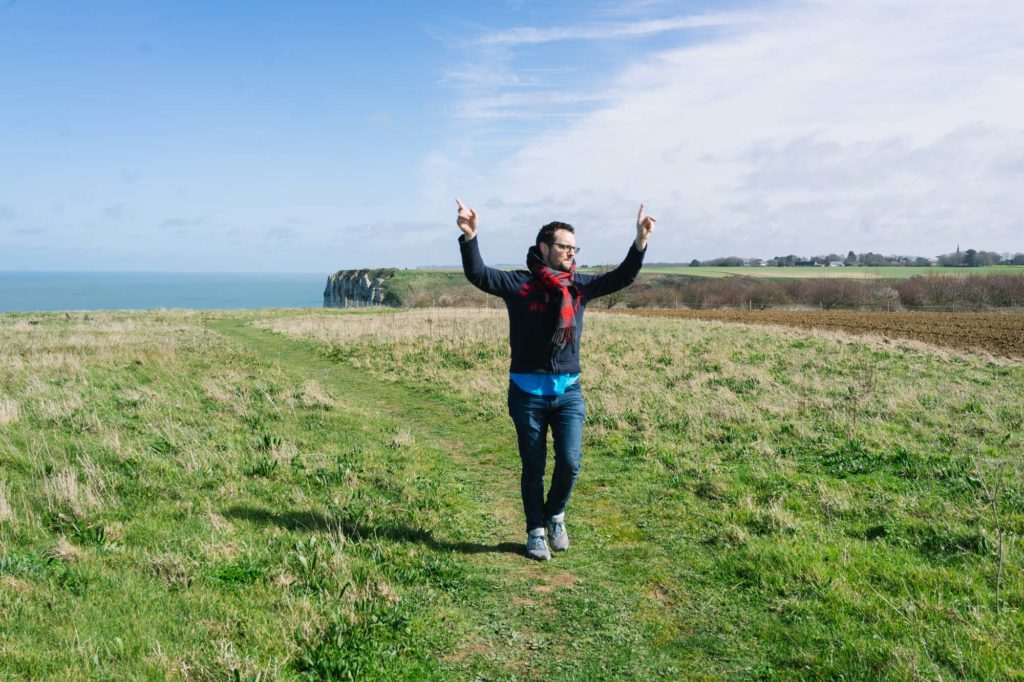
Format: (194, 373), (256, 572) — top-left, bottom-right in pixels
(522, 245), (582, 347)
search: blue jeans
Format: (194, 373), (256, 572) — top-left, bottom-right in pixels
(507, 380), (587, 533)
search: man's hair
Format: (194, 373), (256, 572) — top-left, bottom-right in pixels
(536, 221), (575, 247)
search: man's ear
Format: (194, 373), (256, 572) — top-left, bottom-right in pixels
(538, 241), (549, 259)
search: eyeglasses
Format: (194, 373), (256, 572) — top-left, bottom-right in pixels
(552, 242), (580, 255)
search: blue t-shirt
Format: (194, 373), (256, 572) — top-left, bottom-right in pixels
(510, 373), (580, 396)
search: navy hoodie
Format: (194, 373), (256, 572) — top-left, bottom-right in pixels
(459, 234), (646, 374)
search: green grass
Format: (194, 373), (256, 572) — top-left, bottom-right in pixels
(1, 308), (1022, 679)
(379, 270), (499, 308)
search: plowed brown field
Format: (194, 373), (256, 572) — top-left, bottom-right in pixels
(613, 309), (1024, 359)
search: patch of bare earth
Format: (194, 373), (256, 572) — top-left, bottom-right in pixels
(442, 639), (492, 666)
(531, 570), (577, 594)
(613, 309), (1024, 359)
(649, 585), (674, 608)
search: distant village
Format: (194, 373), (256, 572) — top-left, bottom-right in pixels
(664, 247), (1024, 268)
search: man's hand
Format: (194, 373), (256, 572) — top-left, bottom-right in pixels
(635, 203), (656, 251)
(456, 197), (478, 240)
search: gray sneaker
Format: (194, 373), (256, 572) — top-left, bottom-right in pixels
(526, 533), (551, 561)
(547, 515), (568, 552)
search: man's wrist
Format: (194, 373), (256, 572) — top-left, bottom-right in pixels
(634, 237), (648, 251)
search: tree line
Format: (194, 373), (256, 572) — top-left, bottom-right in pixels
(682, 249), (1024, 268)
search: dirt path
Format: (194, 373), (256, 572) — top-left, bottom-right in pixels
(208, 315), (513, 503)
(207, 315), (587, 670)
(207, 315), (575, 567)
(613, 308), (1024, 359)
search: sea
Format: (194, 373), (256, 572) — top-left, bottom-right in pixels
(0, 272), (329, 313)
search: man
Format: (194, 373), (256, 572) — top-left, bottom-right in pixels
(456, 198), (655, 560)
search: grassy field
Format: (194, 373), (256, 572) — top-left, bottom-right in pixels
(1, 308), (1022, 679)
(386, 270), (491, 307)
(638, 265), (1024, 279)
(377, 267), (1024, 309)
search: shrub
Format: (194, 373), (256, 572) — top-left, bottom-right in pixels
(894, 274), (1024, 309)
(785, 279), (864, 310)
(743, 281), (790, 309)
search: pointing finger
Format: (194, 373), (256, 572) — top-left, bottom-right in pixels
(455, 197), (467, 211)
(637, 203), (645, 222)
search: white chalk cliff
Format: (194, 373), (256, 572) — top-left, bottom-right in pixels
(323, 269), (397, 308)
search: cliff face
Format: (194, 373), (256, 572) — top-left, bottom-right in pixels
(323, 268), (397, 308)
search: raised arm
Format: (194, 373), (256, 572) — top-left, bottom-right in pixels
(456, 197), (523, 298)
(581, 204), (655, 300)
(456, 197), (477, 241)
(635, 202), (655, 251)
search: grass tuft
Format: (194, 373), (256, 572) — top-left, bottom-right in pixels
(44, 467), (103, 518)
(0, 397), (19, 424)
(0, 480), (13, 523)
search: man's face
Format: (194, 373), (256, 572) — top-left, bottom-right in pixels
(539, 229), (577, 273)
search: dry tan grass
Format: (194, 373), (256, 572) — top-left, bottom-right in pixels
(119, 386), (156, 406)
(14, 352), (85, 373)
(50, 536), (83, 563)
(20, 375), (48, 398)
(255, 308), (507, 346)
(44, 467), (103, 517)
(77, 454), (109, 496)
(270, 439), (299, 464)
(200, 369), (248, 404)
(33, 399), (96, 430)
(0, 398), (18, 425)
(200, 377), (236, 404)
(0, 313), (205, 390)
(387, 429), (415, 449)
(0, 480), (13, 523)
(207, 509), (234, 534)
(1, 575), (32, 595)
(374, 580), (401, 604)
(0, 315), (214, 480)
(297, 379), (335, 408)
(816, 481), (853, 517)
(146, 553), (196, 590)
(254, 308), (1024, 468)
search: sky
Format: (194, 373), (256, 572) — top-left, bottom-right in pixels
(1, 0), (1022, 272)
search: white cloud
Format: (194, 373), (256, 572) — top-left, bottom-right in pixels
(475, 12), (757, 46)
(438, 0), (1024, 262)
(455, 89), (615, 121)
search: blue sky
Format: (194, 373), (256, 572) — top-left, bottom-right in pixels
(1, 0), (1022, 272)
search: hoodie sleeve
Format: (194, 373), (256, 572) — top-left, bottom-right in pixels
(579, 242), (646, 300)
(459, 235), (523, 298)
